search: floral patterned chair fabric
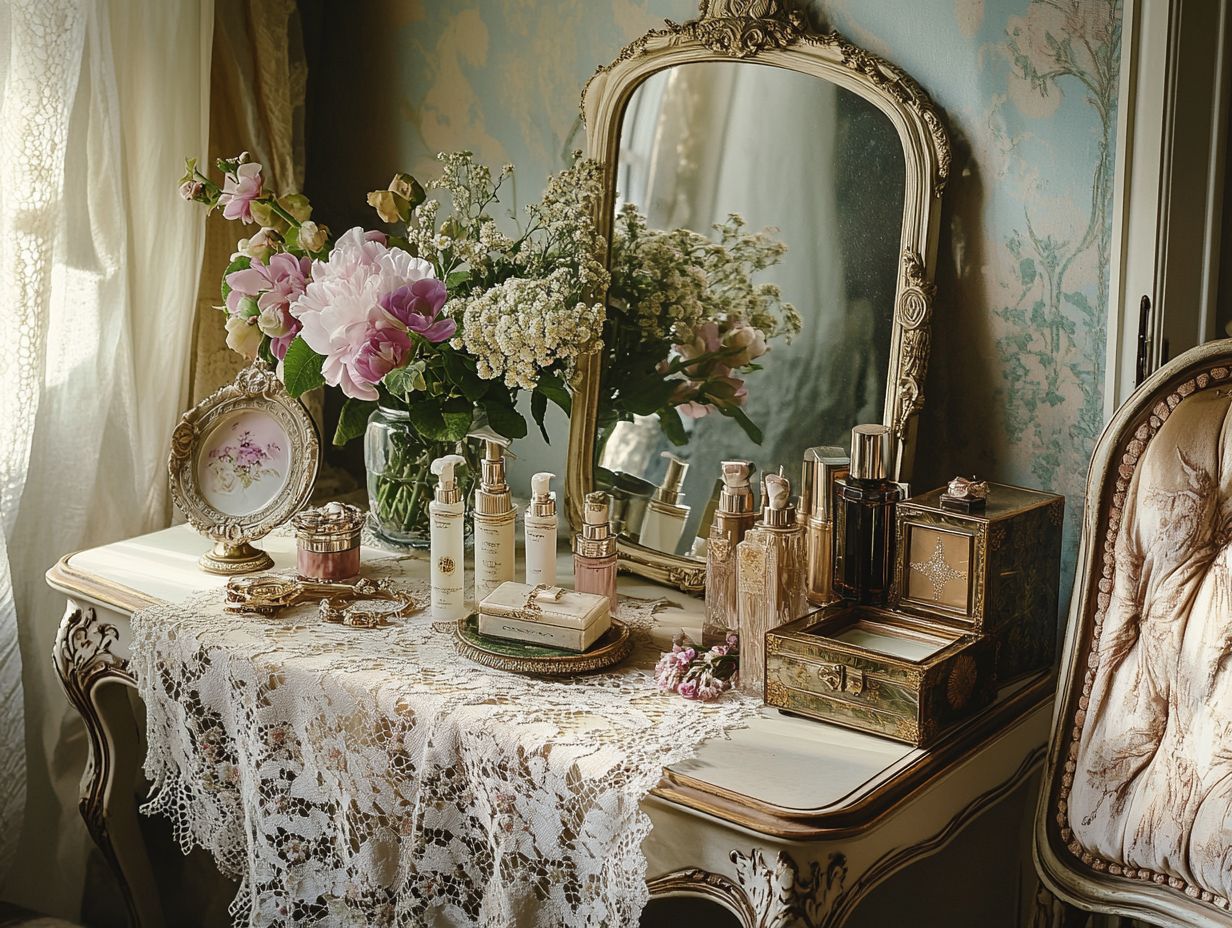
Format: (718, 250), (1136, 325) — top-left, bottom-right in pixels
(1036, 339), (1232, 928)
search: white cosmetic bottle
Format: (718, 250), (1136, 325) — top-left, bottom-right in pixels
(473, 438), (517, 601)
(429, 453), (466, 619)
(638, 451), (691, 554)
(524, 472), (558, 586)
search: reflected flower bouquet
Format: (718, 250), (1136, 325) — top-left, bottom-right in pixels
(601, 207), (800, 446)
(180, 150), (607, 538)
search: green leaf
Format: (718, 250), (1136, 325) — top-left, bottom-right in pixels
(440, 396), (476, 441)
(620, 376), (678, 417)
(408, 397), (448, 440)
(384, 361), (428, 400)
(445, 270), (471, 291)
(658, 408), (688, 446)
(257, 337), (276, 366)
(281, 337), (326, 397)
(333, 398), (377, 446)
(442, 350), (488, 402)
(482, 397), (528, 440)
(531, 390), (550, 443)
(535, 370), (572, 415)
(720, 406), (764, 445)
(220, 255), (251, 305)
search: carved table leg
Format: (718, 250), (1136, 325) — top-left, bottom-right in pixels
(53, 605), (164, 928)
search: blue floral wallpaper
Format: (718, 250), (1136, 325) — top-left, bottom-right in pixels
(307, 0), (1122, 599)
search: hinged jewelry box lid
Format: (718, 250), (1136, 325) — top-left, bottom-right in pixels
(479, 582), (609, 631)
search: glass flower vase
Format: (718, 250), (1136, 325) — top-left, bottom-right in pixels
(364, 406), (478, 548)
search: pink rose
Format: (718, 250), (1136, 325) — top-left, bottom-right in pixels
(219, 161), (264, 224)
(722, 323), (768, 367)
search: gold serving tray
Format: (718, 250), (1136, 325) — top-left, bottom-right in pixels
(454, 613), (631, 675)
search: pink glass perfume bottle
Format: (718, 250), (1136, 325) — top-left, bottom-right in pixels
(291, 502), (365, 582)
(573, 491), (617, 604)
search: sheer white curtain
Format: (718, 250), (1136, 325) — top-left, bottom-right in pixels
(0, 0), (212, 917)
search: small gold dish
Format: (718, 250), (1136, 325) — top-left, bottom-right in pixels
(453, 614), (632, 675)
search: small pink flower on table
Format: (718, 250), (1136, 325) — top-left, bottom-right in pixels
(218, 160), (263, 223)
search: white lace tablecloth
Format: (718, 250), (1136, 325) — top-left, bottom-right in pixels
(131, 559), (755, 927)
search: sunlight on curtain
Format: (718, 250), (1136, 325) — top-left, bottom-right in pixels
(0, 0), (212, 917)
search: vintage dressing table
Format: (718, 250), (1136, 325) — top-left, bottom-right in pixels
(49, 4), (1066, 925)
(49, 527), (1054, 927)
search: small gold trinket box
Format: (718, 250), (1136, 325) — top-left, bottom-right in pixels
(765, 603), (996, 747)
(478, 582), (611, 653)
(892, 482), (1064, 683)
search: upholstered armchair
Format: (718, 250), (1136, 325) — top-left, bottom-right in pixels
(1036, 339), (1232, 927)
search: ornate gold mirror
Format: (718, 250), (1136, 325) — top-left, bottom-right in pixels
(565, 0), (950, 591)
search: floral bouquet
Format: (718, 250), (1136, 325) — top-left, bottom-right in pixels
(180, 150), (608, 543)
(600, 206), (801, 448)
(654, 633), (739, 701)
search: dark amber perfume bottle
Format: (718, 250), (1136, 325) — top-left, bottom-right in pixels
(833, 425), (902, 605)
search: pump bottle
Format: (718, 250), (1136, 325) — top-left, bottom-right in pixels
(524, 472), (558, 586)
(429, 454), (466, 619)
(473, 437), (517, 601)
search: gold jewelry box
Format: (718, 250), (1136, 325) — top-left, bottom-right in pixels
(892, 482), (1064, 683)
(765, 603), (996, 746)
(478, 582), (611, 652)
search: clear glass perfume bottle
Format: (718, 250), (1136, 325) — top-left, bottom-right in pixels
(833, 425), (902, 605)
(736, 471), (807, 696)
(704, 461), (757, 647)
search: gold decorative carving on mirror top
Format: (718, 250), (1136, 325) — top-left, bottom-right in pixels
(584, 1), (951, 191)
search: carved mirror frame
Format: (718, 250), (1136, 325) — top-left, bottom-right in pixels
(565, 0), (951, 591)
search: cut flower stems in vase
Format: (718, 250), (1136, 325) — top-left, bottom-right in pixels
(365, 408), (481, 547)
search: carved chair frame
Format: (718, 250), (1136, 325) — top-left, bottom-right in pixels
(1035, 338), (1232, 928)
(565, 0), (951, 590)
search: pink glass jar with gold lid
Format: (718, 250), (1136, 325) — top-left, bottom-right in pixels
(291, 502), (365, 582)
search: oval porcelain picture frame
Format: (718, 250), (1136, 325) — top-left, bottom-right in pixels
(168, 362), (320, 574)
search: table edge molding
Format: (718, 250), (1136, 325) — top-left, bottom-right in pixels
(651, 673), (1053, 840)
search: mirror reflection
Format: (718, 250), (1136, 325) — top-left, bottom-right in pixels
(595, 61), (907, 558)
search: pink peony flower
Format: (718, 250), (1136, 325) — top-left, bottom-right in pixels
(289, 227), (444, 400)
(380, 279), (455, 343)
(219, 161), (264, 223)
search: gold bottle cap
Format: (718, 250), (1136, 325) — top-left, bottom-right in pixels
(529, 472), (557, 518)
(653, 452), (689, 504)
(850, 425), (892, 481)
(718, 460), (756, 515)
(577, 491), (616, 557)
(474, 436), (515, 515)
(761, 470), (798, 529)
(800, 446), (848, 522)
